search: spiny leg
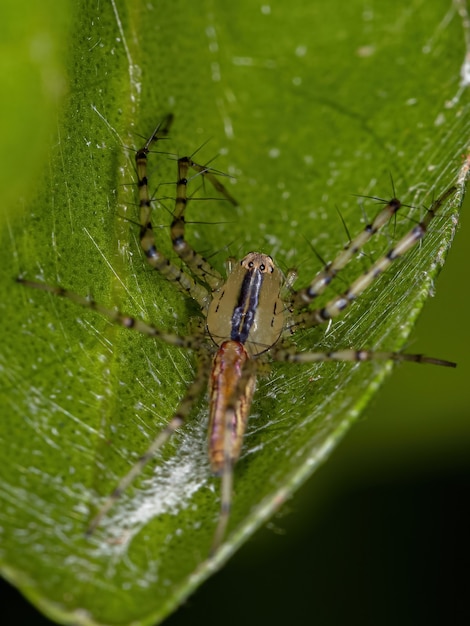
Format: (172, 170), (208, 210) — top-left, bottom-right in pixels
(87, 349), (212, 535)
(291, 196), (405, 310)
(291, 185), (457, 331)
(271, 343), (456, 368)
(171, 155), (238, 290)
(16, 279), (205, 350)
(135, 118), (212, 308)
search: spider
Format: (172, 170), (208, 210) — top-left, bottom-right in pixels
(18, 115), (457, 555)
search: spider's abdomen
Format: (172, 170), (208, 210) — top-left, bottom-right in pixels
(208, 340), (256, 473)
(206, 252), (285, 357)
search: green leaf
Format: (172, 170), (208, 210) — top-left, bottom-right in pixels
(0, 0), (71, 228)
(1, 1), (469, 625)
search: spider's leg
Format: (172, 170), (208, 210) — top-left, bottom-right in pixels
(271, 344), (456, 368)
(290, 186), (456, 331)
(17, 279), (204, 349)
(171, 155), (237, 290)
(290, 196), (404, 310)
(136, 122), (212, 309)
(87, 349), (211, 535)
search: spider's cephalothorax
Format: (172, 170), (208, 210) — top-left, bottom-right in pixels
(18, 115), (456, 555)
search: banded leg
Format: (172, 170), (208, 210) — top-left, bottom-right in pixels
(272, 344), (456, 368)
(171, 155), (238, 290)
(135, 118), (212, 309)
(87, 349), (212, 535)
(291, 185), (457, 330)
(16, 279), (205, 350)
(291, 196), (404, 310)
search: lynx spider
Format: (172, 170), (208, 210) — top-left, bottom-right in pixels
(18, 114), (456, 555)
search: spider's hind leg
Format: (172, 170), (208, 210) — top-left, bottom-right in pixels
(86, 346), (212, 536)
(271, 343), (456, 368)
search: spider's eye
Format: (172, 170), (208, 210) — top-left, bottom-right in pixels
(260, 264), (265, 271)
(248, 261), (254, 268)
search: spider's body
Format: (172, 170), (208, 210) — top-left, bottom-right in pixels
(18, 115), (457, 555)
(206, 252), (286, 545)
(207, 252), (285, 357)
(208, 338), (254, 473)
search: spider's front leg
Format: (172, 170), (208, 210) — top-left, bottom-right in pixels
(290, 196), (404, 311)
(290, 185), (457, 332)
(135, 118), (212, 309)
(170, 154), (238, 291)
